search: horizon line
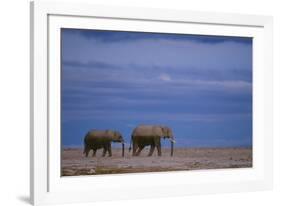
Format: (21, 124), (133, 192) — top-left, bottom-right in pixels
(62, 145), (252, 149)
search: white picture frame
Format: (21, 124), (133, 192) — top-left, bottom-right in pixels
(30, 0), (273, 205)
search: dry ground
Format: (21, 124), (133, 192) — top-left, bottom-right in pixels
(62, 147), (252, 176)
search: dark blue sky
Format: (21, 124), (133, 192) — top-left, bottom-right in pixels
(61, 28), (252, 148)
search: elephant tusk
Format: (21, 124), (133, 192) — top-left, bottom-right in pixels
(170, 139), (176, 143)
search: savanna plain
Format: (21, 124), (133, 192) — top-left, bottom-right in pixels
(62, 147), (252, 176)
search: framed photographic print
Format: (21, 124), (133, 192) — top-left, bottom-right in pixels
(30, 0), (273, 205)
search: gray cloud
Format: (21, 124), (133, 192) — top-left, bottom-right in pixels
(62, 31), (252, 72)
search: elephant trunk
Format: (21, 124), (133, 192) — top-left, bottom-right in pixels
(122, 143), (125, 157)
(128, 136), (132, 152)
(170, 138), (175, 156)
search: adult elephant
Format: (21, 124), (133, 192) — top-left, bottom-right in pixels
(129, 125), (175, 156)
(83, 130), (124, 157)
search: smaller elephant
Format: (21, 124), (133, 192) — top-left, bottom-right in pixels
(83, 130), (124, 157)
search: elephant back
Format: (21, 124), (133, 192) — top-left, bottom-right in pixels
(85, 130), (111, 140)
(132, 125), (163, 137)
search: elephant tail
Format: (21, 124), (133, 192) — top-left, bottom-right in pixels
(83, 132), (89, 154)
(128, 136), (133, 152)
(83, 139), (86, 154)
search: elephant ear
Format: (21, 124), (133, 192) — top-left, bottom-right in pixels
(113, 131), (119, 139)
(161, 126), (168, 136)
(105, 130), (114, 138)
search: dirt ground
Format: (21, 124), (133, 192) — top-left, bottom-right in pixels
(61, 147), (252, 176)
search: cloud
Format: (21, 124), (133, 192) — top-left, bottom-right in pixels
(158, 73), (171, 81)
(63, 60), (118, 70)
(63, 28), (252, 45)
(62, 107), (251, 122)
(62, 30), (252, 73)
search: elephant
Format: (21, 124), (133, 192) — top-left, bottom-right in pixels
(129, 125), (175, 156)
(83, 130), (124, 157)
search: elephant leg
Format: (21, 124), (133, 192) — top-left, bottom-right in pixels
(156, 144), (162, 156)
(108, 144), (112, 157)
(92, 149), (97, 157)
(154, 137), (161, 156)
(84, 147), (90, 157)
(148, 145), (155, 156)
(136, 145), (145, 156)
(155, 141), (162, 156)
(132, 142), (138, 156)
(85, 150), (89, 157)
(102, 147), (107, 157)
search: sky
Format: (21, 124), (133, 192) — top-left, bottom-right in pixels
(61, 28), (252, 148)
